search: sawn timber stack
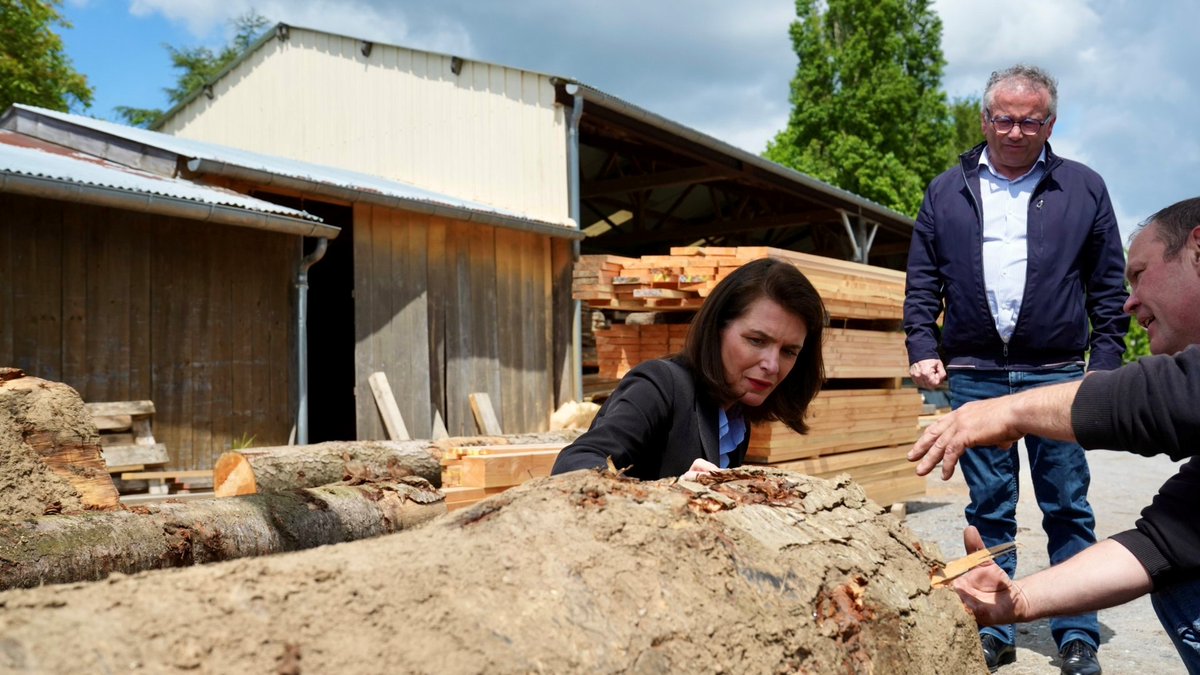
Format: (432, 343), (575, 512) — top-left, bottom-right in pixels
(573, 246), (924, 507)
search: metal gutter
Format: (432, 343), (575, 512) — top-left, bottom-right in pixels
(295, 238), (329, 446)
(566, 85), (585, 403)
(0, 170), (339, 238)
(185, 158), (584, 241)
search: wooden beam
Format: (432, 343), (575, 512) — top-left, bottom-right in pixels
(612, 209), (837, 247)
(581, 165), (732, 198)
(460, 448), (562, 488)
(368, 371), (411, 441)
(100, 443), (169, 468)
(468, 393), (503, 436)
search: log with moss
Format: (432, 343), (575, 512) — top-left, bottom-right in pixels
(0, 478), (444, 590)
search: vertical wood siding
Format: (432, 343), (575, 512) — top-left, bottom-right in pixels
(352, 207), (556, 439)
(0, 193), (295, 470)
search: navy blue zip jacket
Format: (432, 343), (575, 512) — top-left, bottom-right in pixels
(904, 141), (1129, 372)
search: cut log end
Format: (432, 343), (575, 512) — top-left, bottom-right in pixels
(214, 452), (258, 498)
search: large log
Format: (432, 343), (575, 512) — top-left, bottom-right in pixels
(0, 479), (445, 590)
(213, 432), (584, 498)
(0, 368), (120, 518)
(213, 440), (443, 496)
(0, 469), (984, 673)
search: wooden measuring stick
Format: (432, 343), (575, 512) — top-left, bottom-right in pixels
(930, 541), (1017, 588)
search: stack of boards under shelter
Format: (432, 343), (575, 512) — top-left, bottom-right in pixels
(573, 246), (925, 508)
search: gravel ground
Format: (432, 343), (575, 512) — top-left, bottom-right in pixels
(903, 443), (1188, 674)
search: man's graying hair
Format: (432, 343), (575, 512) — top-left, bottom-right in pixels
(983, 64), (1059, 118)
(1133, 197), (1200, 259)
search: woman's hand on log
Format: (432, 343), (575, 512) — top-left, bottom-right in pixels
(679, 458), (721, 482)
(951, 526), (1028, 626)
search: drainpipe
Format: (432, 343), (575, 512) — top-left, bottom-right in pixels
(296, 237), (328, 445)
(566, 84), (585, 402)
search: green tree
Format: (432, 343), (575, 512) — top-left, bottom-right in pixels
(765, 0), (951, 217)
(116, 10), (269, 128)
(1122, 319), (1150, 364)
(946, 94), (983, 167)
(0, 0), (93, 112)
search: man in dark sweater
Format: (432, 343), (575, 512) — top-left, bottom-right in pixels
(908, 196), (1200, 671)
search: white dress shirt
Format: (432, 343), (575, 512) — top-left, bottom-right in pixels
(978, 147), (1047, 343)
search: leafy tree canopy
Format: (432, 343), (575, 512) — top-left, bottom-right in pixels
(116, 10), (269, 128)
(765, 0), (955, 217)
(0, 0), (93, 112)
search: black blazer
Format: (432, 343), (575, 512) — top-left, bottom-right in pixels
(552, 358), (750, 480)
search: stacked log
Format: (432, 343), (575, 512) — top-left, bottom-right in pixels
(572, 247), (924, 506)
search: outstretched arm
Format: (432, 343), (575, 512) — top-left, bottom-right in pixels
(909, 380), (1080, 480)
(954, 527), (1153, 625)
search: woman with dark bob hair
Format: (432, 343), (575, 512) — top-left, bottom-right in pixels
(552, 258), (826, 481)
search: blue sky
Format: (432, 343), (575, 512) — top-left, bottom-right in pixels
(57, 0), (1200, 241)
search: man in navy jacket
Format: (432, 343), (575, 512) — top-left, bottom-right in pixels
(904, 64), (1128, 675)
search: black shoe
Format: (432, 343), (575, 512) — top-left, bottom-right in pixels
(981, 634), (1016, 672)
(1059, 639), (1101, 675)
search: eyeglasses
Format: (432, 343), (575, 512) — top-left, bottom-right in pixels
(986, 108), (1052, 135)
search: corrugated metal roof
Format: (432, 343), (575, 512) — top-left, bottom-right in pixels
(0, 129), (322, 222)
(15, 104), (577, 232)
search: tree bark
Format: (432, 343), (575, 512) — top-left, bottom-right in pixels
(0, 370), (120, 518)
(213, 440), (443, 497)
(0, 469), (985, 673)
(0, 479), (445, 590)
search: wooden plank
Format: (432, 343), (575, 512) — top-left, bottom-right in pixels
(353, 204), (382, 440)
(432, 409), (450, 441)
(460, 449), (561, 488)
(496, 228), (523, 432)
(60, 205), (87, 393)
(469, 225), (501, 431)
(120, 469), (213, 481)
(469, 393), (504, 436)
(368, 371), (411, 441)
(101, 443), (169, 467)
(445, 220), (477, 436)
(127, 211), (153, 409)
(206, 216), (233, 468)
(25, 198), (63, 381)
(85, 401), (156, 417)
(394, 209), (432, 438)
(426, 215), (449, 435)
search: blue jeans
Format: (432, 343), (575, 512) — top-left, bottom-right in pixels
(1152, 576), (1200, 673)
(949, 365), (1099, 650)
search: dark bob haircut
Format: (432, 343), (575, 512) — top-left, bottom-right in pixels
(678, 258), (826, 433)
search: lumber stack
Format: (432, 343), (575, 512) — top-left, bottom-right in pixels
(572, 246), (924, 507)
(440, 442), (567, 511)
(573, 246), (905, 319)
(594, 323), (689, 379)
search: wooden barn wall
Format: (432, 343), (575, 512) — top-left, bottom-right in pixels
(353, 204), (557, 439)
(0, 193), (296, 470)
